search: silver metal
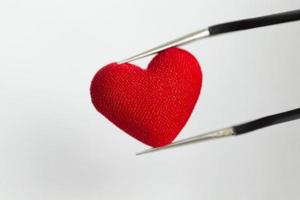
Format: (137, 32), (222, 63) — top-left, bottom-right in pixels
(117, 28), (210, 64)
(136, 127), (235, 155)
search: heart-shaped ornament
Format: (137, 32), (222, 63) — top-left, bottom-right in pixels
(90, 48), (202, 147)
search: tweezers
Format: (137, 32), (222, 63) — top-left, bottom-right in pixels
(137, 108), (300, 155)
(118, 9), (300, 64)
(119, 9), (300, 155)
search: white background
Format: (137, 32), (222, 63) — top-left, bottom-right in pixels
(0, 0), (300, 199)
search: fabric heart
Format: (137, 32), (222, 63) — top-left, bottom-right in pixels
(90, 48), (202, 147)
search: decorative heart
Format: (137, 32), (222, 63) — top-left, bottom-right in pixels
(90, 48), (202, 147)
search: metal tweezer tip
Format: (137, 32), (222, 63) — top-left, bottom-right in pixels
(117, 29), (210, 64)
(136, 127), (235, 155)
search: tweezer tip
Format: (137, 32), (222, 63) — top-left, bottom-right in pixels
(117, 28), (210, 64)
(136, 127), (235, 155)
(136, 148), (156, 156)
(136, 151), (144, 156)
(117, 58), (130, 65)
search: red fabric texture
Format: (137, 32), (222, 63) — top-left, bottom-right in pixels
(90, 48), (202, 147)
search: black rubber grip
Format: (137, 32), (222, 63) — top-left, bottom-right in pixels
(209, 9), (300, 35)
(233, 108), (300, 135)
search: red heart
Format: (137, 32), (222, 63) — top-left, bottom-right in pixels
(90, 48), (202, 147)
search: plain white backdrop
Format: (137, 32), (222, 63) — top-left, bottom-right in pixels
(0, 0), (300, 199)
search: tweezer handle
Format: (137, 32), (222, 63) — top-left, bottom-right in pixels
(233, 108), (300, 135)
(209, 9), (300, 35)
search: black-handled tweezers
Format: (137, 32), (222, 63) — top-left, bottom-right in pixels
(137, 108), (300, 155)
(118, 9), (300, 64)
